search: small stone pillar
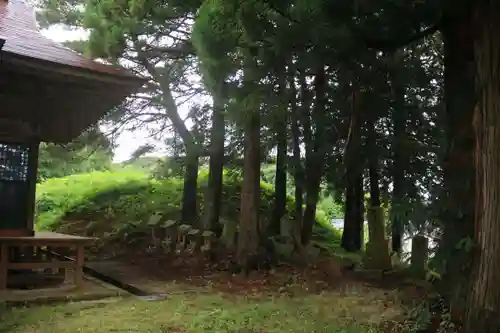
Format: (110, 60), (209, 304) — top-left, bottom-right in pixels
(364, 206), (391, 270)
(280, 218), (291, 238)
(411, 234), (428, 275)
(164, 220), (180, 253)
(367, 206), (385, 241)
(222, 219), (238, 248)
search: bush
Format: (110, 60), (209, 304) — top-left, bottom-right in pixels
(36, 170), (341, 246)
(36, 171), (150, 230)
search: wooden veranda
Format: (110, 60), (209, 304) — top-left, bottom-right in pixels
(0, 0), (143, 290)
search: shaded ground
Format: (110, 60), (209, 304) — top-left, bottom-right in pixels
(0, 283), (404, 333)
(91, 251), (431, 300)
(0, 252), (440, 333)
(0, 273), (124, 306)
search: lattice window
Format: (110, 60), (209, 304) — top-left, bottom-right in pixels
(0, 143), (29, 182)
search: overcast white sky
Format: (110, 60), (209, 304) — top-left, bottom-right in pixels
(41, 25), (167, 162)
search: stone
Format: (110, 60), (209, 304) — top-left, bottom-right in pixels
(221, 219), (237, 248)
(280, 218), (292, 238)
(411, 234), (428, 275)
(363, 206), (391, 270)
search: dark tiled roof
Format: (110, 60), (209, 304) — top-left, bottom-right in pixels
(0, 0), (136, 79)
(0, 0), (145, 143)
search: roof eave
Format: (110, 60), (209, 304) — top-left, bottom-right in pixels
(1, 51), (146, 88)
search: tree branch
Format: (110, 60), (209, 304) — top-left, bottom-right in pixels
(361, 25), (439, 51)
(264, 1), (439, 52)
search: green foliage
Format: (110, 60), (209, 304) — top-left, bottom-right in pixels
(37, 0), (85, 29)
(112, 156), (163, 173)
(38, 146), (111, 181)
(425, 269), (441, 283)
(192, 0), (242, 90)
(35, 171), (149, 230)
(36, 171), (340, 245)
(317, 195), (343, 220)
(261, 164), (343, 222)
(150, 157), (186, 179)
(83, 0), (193, 59)
(38, 0), (445, 275)
(38, 129), (113, 181)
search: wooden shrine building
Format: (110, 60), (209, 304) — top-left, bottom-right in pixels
(0, 0), (143, 289)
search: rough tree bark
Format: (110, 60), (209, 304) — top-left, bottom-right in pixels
(388, 52), (407, 254)
(296, 65), (313, 244)
(341, 87), (364, 252)
(181, 149), (200, 225)
(203, 86), (226, 237)
(367, 117), (381, 208)
(289, 66), (305, 248)
(237, 110), (261, 267)
(301, 65), (327, 246)
(343, 173), (364, 251)
(270, 66), (288, 236)
(159, 78), (199, 226)
(464, 3), (500, 332)
(237, 57), (261, 267)
(141, 59), (201, 226)
(438, 7), (475, 319)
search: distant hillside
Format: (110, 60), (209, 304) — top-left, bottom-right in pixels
(113, 156), (161, 172)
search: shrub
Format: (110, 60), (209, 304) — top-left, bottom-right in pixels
(36, 170), (341, 246)
(36, 171), (150, 230)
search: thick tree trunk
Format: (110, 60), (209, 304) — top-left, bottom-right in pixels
(271, 130), (287, 235)
(155, 73), (202, 228)
(237, 111), (261, 267)
(369, 166), (381, 207)
(342, 173), (364, 251)
(438, 8), (475, 318)
(464, 5), (500, 332)
(203, 91), (226, 236)
(388, 52), (407, 254)
(301, 65), (327, 246)
(355, 175), (364, 246)
(289, 68), (304, 247)
(270, 70), (288, 236)
(301, 173), (321, 245)
(297, 66), (313, 245)
(181, 149), (199, 225)
(367, 117), (381, 207)
(341, 88), (364, 252)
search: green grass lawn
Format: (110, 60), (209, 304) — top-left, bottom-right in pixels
(0, 285), (402, 333)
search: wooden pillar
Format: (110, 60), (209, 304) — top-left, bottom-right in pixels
(0, 243), (8, 289)
(25, 141), (39, 233)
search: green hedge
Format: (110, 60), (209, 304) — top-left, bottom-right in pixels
(35, 170), (341, 245)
